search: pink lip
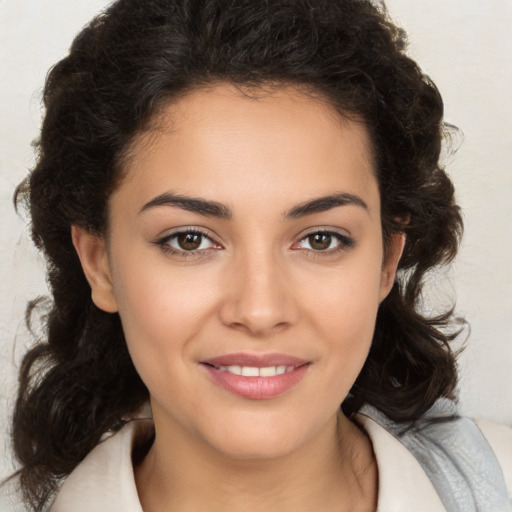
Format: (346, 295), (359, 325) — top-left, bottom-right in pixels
(200, 352), (310, 400)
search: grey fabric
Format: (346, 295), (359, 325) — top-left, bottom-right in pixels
(361, 399), (512, 512)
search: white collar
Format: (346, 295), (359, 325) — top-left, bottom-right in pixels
(356, 413), (445, 511)
(51, 419), (149, 512)
(52, 415), (445, 511)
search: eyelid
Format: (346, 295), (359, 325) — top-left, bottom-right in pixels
(153, 226), (223, 256)
(293, 226), (353, 242)
(291, 227), (355, 253)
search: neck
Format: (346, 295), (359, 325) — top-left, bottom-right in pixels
(135, 411), (377, 512)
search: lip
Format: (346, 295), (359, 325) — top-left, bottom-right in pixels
(200, 352), (311, 400)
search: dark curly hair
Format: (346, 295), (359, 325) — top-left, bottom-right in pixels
(10, 0), (463, 509)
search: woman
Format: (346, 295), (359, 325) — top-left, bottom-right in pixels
(5, 0), (512, 510)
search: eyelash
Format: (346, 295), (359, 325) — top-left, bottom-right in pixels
(292, 229), (355, 258)
(153, 228), (221, 258)
(153, 228), (354, 259)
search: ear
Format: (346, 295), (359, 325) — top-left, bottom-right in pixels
(379, 232), (406, 302)
(71, 225), (119, 313)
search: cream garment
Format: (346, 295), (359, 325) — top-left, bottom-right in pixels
(0, 415), (509, 511)
(359, 401), (512, 512)
(48, 413), (512, 512)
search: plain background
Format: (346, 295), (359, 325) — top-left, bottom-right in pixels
(1, 0), (511, 483)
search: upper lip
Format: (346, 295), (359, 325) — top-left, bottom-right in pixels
(201, 353), (309, 368)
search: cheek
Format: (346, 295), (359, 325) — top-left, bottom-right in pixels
(112, 248), (216, 329)
(109, 255), (218, 380)
(319, 282), (379, 362)
(304, 252), (383, 328)
(300, 252), (383, 380)
(113, 273), (208, 412)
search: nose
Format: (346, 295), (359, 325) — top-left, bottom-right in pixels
(218, 248), (298, 337)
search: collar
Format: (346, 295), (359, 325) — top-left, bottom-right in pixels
(52, 415), (445, 511)
(355, 413), (445, 511)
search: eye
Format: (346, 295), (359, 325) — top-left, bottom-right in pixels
(155, 229), (221, 256)
(294, 230), (354, 253)
(170, 231), (212, 251)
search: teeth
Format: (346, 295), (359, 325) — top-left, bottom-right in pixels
(218, 365), (242, 375)
(260, 366), (277, 377)
(242, 366), (259, 377)
(217, 365), (295, 377)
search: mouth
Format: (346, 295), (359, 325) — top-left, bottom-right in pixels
(204, 364), (298, 377)
(200, 353), (311, 400)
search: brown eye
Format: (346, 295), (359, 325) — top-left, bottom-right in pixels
(176, 232), (203, 251)
(307, 233), (333, 251)
(294, 230), (354, 254)
(160, 230), (218, 253)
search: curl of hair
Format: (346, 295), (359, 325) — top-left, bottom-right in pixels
(11, 0), (463, 509)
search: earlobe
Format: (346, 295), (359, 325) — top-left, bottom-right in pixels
(379, 233), (406, 302)
(71, 225), (119, 313)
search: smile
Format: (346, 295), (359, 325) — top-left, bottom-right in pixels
(215, 365), (296, 377)
(201, 353), (311, 399)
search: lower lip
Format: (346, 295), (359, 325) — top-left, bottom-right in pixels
(202, 364), (310, 400)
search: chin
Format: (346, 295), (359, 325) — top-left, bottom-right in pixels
(198, 409), (320, 461)
(209, 430), (302, 461)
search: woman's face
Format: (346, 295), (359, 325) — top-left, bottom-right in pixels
(75, 84), (403, 459)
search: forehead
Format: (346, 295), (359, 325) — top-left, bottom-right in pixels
(115, 83), (379, 218)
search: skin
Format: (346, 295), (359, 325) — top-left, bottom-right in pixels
(72, 84), (405, 512)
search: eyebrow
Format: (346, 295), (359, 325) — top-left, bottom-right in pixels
(139, 192), (232, 219)
(285, 193), (368, 219)
(139, 191), (368, 219)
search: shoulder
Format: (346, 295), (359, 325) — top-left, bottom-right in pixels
(357, 400), (512, 512)
(474, 418), (512, 497)
(355, 412), (447, 512)
(0, 476), (25, 512)
(51, 419), (153, 512)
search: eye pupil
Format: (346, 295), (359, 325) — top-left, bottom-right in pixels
(178, 233), (202, 251)
(309, 233), (332, 250)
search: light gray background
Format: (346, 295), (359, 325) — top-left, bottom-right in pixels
(1, 0), (511, 482)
